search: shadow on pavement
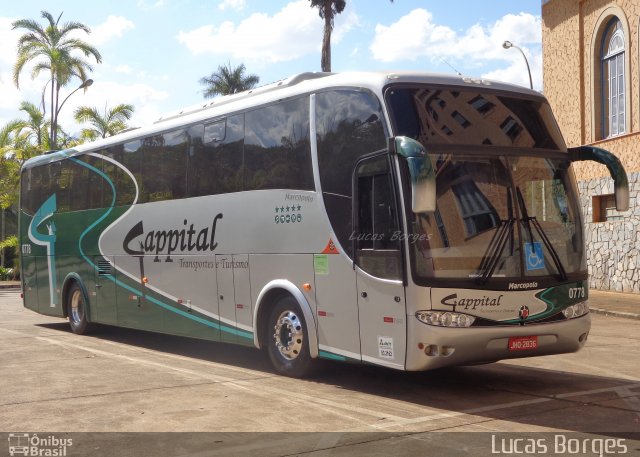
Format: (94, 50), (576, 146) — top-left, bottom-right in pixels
(37, 321), (640, 439)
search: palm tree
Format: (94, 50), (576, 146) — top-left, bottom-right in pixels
(16, 101), (49, 148)
(12, 11), (102, 148)
(74, 103), (135, 141)
(0, 121), (24, 269)
(0, 119), (34, 212)
(310, 0), (392, 72)
(0, 121), (24, 155)
(199, 63), (260, 98)
(310, 0), (345, 72)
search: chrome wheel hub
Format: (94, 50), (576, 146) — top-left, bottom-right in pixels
(273, 310), (303, 360)
(70, 290), (84, 324)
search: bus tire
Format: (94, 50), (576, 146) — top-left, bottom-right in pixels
(266, 296), (314, 378)
(67, 282), (92, 335)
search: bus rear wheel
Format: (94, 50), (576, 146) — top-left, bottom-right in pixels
(266, 297), (313, 378)
(67, 283), (92, 335)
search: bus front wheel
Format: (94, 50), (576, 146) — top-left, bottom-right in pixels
(266, 296), (313, 378)
(67, 283), (92, 335)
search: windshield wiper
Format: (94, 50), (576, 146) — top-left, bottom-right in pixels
(476, 217), (515, 284)
(516, 187), (567, 281)
(476, 189), (515, 284)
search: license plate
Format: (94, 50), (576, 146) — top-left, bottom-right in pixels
(508, 336), (538, 351)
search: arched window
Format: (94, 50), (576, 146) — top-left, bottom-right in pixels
(601, 18), (625, 138)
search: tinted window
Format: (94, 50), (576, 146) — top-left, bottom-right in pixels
(81, 154), (108, 209)
(102, 145), (138, 207)
(316, 89), (387, 257)
(142, 129), (188, 202)
(50, 162), (68, 212)
(30, 165), (51, 214)
(354, 155), (401, 279)
(188, 114), (244, 196)
(68, 160), (90, 212)
(244, 97), (313, 191)
(20, 169), (33, 215)
(122, 141), (143, 203)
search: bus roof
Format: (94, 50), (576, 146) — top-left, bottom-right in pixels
(22, 71), (544, 171)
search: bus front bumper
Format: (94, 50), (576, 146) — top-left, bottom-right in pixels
(405, 314), (591, 371)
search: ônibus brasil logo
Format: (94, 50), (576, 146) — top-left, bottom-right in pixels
(8, 433), (72, 456)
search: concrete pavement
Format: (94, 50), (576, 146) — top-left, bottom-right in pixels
(0, 288), (639, 456)
(589, 289), (640, 320)
(1, 280), (639, 319)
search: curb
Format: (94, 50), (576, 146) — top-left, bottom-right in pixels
(590, 307), (640, 321)
(0, 284), (20, 290)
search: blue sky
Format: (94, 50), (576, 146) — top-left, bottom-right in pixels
(0, 1), (543, 132)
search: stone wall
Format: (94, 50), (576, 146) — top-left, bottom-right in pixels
(578, 172), (640, 292)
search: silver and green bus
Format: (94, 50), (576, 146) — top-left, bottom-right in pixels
(19, 72), (628, 377)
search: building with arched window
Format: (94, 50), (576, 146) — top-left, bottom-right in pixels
(543, 0), (640, 293)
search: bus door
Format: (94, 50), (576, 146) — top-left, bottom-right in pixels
(216, 254), (238, 343)
(314, 251), (360, 361)
(353, 154), (407, 369)
(93, 256), (117, 324)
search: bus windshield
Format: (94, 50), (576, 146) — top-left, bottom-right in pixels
(386, 85), (585, 283)
(409, 153), (585, 281)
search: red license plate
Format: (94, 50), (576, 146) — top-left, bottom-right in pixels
(508, 336), (538, 351)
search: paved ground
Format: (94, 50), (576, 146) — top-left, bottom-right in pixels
(0, 289), (639, 456)
(590, 289), (640, 319)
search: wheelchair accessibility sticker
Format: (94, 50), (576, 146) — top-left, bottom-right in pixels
(524, 242), (545, 271)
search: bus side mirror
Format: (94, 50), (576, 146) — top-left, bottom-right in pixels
(390, 136), (436, 213)
(568, 145), (629, 212)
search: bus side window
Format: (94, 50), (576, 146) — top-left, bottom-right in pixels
(353, 155), (402, 280)
(50, 162), (69, 212)
(29, 166), (50, 214)
(141, 129), (188, 202)
(244, 96), (313, 191)
(188, 114), (244, 197)
(81, 154), (106, 210)
(20, 169), (33, 215)
(316, 89), (387, 258)
(102, 145), (137, 207)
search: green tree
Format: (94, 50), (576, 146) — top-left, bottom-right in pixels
(0, 235), (18, 274)
(12, 11), (102, 148)
(0, 121), (24, 156)
(74, 103), (135, 141)
(199, 63), (260, 98)
(310, 0), (392, 72)
(0, 121), (25, 269)
(16, 101), (50, 148)
(0, 120), (25, 204)
(0, 119), (43, 212)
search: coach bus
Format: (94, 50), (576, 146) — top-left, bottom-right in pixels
(19, 72), (628, 377)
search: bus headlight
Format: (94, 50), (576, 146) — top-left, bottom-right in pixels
(562, 301), (589, 319)
(415, 311), (476, 328)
